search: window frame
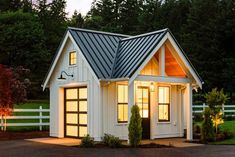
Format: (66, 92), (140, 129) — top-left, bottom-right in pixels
(117, 84), (128, 123)
(69, 51), (77, 65)
(158, 86), (170, 122)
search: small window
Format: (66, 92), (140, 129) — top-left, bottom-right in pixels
(158, 86), (170, 122)
(69, 51), (76, 65)
(117, 84), (128, 123)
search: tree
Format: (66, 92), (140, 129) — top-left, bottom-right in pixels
(0, 65), (30, 131)
(68, 10), (84, 28)
(201, 108), (215, 143)
(128, 105), (142, 147)
(0, 10), (49, 98)
(205, 88), (228, 133)
(0, 0), (22, 12)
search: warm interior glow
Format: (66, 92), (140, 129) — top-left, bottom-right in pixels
(66, 89), (78, 99)
(79, 126), (87, 137)
(159, 105), (169, 120)
(117, 85), (128, 122)
(79, 88), (87, 99)
(66, 126), (78, 136)
(69, 51), (77, 65)
(158, 87), (170, 103)
(79, 101), (87, 112)
(66, 101), (78, 111)
(66, 113), (78, 124)
(158, 86), (170, 121)
(136, 87), (149, 118)
(79, 114), (87, 125)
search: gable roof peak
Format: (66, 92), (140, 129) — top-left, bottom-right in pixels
(68, 27), (130, 38)
(121, 28), (168, 42)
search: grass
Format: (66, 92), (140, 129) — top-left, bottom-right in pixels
(194, 120), (235, 144)
(212, 121), (235, 145)
(3, 100), (49, 132)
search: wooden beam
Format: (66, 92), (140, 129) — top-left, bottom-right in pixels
(159, 45), (165, 76)
(136, 75), (192, 83)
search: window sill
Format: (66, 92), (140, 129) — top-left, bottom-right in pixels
(116, 123), (128, 126)
(157, 121), (171, 124)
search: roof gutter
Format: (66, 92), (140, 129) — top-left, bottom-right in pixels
(99, 78), (129, 82)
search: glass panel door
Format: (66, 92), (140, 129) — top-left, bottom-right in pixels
(136, 87), (149, 118)
(65, 87), (88, 138)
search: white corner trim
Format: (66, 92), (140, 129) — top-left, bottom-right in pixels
(166, 33), (202, 88)
(68, 32), (100, 85)
(129, 34), (168, 84)
(42, 32), (70, 90)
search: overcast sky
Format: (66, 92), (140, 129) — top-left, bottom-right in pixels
(66, 0), (93, 17)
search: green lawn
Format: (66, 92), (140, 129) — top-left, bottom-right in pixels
(5, 100), (49, 132)
(194, 120), (235, 144)
(212, 121), (235, 145)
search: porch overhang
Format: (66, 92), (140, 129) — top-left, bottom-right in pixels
(135, 75), (192, 84)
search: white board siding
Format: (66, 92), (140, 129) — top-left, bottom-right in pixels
(49, 38), (101, 140)
(102, 83), (128, 140)
(153, 85), (182, 138)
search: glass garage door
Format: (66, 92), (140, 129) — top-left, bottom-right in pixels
(65, 87), (87, 138)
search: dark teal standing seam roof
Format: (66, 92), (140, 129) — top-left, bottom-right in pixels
(69, 27), (128, 79)
(111, 29), (167, 78)
(67, 27), (202, 83)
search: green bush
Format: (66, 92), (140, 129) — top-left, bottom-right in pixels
(128, 105), (142, 147)
(102, 134), (122, 148)
(80, 134), (94, 147)
(193, 113), (203, 122)
(193, 123), (201, 139)
(201, 108), (215, 143)
(222, 130), (234, 139)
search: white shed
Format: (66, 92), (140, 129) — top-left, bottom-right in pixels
(42, 27), (203, 141)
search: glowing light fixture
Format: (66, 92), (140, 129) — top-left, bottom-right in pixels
(150, 82), (155, 92)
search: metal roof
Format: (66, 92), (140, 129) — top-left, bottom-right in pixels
(67, 27), (202, 83)
(111, 29), (168, 78)
(69, 27), (128, 79)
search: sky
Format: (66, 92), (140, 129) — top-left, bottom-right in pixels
(66, 0), (93, 17)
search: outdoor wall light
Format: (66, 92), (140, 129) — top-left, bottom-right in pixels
(150, 82), (155, 92)
(58, 71), (73, 80)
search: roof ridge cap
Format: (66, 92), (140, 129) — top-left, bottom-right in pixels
(120, 28), (168, 42)
(68, 27), (130, 38)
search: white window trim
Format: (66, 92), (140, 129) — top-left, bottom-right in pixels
(115, 82), (128, 125)
(69, 50), (77, 66)
(157, 85), (172, 124)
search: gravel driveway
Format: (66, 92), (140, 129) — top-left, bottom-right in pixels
(0, 140), (234, 157)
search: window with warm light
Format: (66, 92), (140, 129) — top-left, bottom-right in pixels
(69, 51), (76, 65)
(158, 86), (170, 122)
(117, 84), (128, 123)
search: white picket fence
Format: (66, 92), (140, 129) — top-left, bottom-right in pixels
(193, 103), (235, 116)
(0, 106), (50, 131)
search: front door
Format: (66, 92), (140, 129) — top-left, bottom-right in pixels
(136, 87), (150, 139)
(64, 87), (88, 138)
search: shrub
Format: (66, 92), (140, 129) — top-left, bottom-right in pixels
(128, 105), (142, 147)
(102, 134), (112, 145)
(102, 134), (122, 148)
(80, 134), (94, 147)
(108, 136), (122, 148)
(193, 113), (203, 122)
(201, 108), (215, 143)
(222, 130), (234, 139)
(193, 123), (201, 139)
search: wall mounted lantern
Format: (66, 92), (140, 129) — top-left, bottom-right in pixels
(58, 71), (73, 80)
(150, 82), (155, 92)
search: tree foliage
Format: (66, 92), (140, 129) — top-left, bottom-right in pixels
(0, 65), (30, 117)
(128, 105), (142, 147)
(201, 108), (215, 143)
(0, 0), (234, 99)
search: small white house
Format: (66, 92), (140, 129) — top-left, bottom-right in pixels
(42, 27), (203, 141)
